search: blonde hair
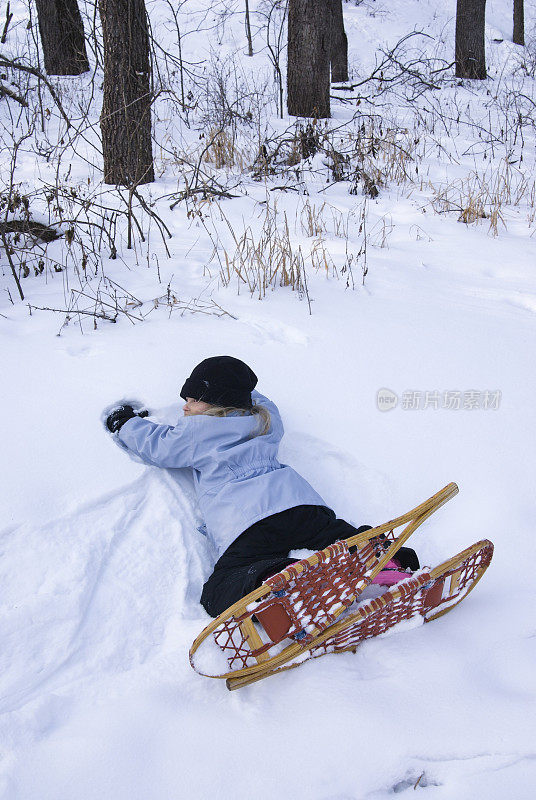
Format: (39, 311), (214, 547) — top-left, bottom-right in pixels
(203, 402), (271, 437)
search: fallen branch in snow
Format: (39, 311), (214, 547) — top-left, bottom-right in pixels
(0, 220), (61, 242)
(414, 772), (426, 789)
(168, 183), (238, 209)
(27, 275), (146, 332)
(0, 81), (27, 106)
(28, 304), (118, 323)
(146, 288), (238, 321)
(27, 275), (238, 332)
(167, 130), (241, 209)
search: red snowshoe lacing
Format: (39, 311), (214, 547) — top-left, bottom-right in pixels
(212, 618), (256, 671)
(311, 541), (494, 656)
(213, 533), (397, 671)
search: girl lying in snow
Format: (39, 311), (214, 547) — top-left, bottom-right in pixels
(106, 356), (418, 618)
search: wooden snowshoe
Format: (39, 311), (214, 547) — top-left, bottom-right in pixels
(225, 538), (493, 689)
(190, 483), (461, 685)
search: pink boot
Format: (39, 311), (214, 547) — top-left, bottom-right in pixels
(371, 559), (411, 586)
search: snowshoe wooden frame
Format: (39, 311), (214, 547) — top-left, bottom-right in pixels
(190, 482), (460, 685)
(225, 538), (494, 689)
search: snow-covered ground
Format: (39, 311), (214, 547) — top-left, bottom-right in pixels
(1, 1), (536, 798)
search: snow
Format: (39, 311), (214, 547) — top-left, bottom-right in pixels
(1, 0), (536, 798)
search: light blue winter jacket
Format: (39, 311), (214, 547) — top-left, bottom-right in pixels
(117, 391), (326, 557)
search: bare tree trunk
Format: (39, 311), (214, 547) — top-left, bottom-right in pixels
(99, 0), (154, 186)
(34, 0), (89, 75)
(330, 0), (348, 82)
(455, 0), (487, 79)
(513, 0), (525, 45)
(287, 0), (331, 118)
(245, 0), (253, 56)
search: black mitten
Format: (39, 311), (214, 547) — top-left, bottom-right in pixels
(106, 405), (148, 433)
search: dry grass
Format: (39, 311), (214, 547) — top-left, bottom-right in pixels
(203, 127), (249, 171)
(202, 196), (372, 302)
(218, 200), (310, 302)
(298, 198), (327, 237)
(429, 158), (534, 236)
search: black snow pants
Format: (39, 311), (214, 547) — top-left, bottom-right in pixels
(200, 505), (372, 618)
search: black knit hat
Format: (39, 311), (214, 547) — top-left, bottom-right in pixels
(180, 356), (258, 408)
